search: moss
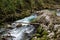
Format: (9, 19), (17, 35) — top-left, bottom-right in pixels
(42, 30), (48, 35)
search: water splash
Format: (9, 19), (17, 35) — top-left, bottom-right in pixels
(2, 14), (37, 40)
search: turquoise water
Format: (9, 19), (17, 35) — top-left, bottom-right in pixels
(15, 14), (37, 23)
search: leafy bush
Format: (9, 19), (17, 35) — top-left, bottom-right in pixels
(0, 0), (32, 26)
(0, 0), (60, 26)
(31, 25), (49, 40)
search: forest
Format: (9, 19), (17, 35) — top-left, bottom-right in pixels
(0, 0), (60, 26)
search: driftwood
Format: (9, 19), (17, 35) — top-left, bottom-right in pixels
(15, 22), (40, 25)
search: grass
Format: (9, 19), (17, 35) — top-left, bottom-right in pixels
(0, 0), (60, 26)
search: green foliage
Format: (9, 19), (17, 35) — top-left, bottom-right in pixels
(0, 0), (15, 14)
(0, 0), (60, 14)
(0, 0), (32, 14)
(0, 0), (60, 26)
(0, 0), (32, 26)
(37, 26), (44, 34)
(31, 25), (49, 40)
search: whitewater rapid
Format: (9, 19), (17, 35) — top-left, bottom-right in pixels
(2, 14), (37, 40)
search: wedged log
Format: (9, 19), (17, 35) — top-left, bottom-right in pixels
(30, 23), (40, 25)
(15, 22), (40, 28)
(15, 22), (40, 25)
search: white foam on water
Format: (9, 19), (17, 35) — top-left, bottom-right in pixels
(3, 14), (37, 40)
(57, 12), (60, 16)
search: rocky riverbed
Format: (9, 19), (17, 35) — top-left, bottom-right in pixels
(0, 10), (60, 40)
(31, 10), (60, 40)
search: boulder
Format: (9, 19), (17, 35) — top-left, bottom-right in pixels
(16, 23), (22, 28)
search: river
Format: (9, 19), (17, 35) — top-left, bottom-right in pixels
(1, 14), (37, 40)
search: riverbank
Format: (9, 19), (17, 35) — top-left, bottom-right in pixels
(0, 10), (60, 40)
(31, 10), (60, 40)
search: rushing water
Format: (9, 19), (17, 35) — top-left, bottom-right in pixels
(57, 12), (60, 16)
(56, 9), (60, 16)
(2, 14), (37, 40)
(12, 14), (37, 28)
